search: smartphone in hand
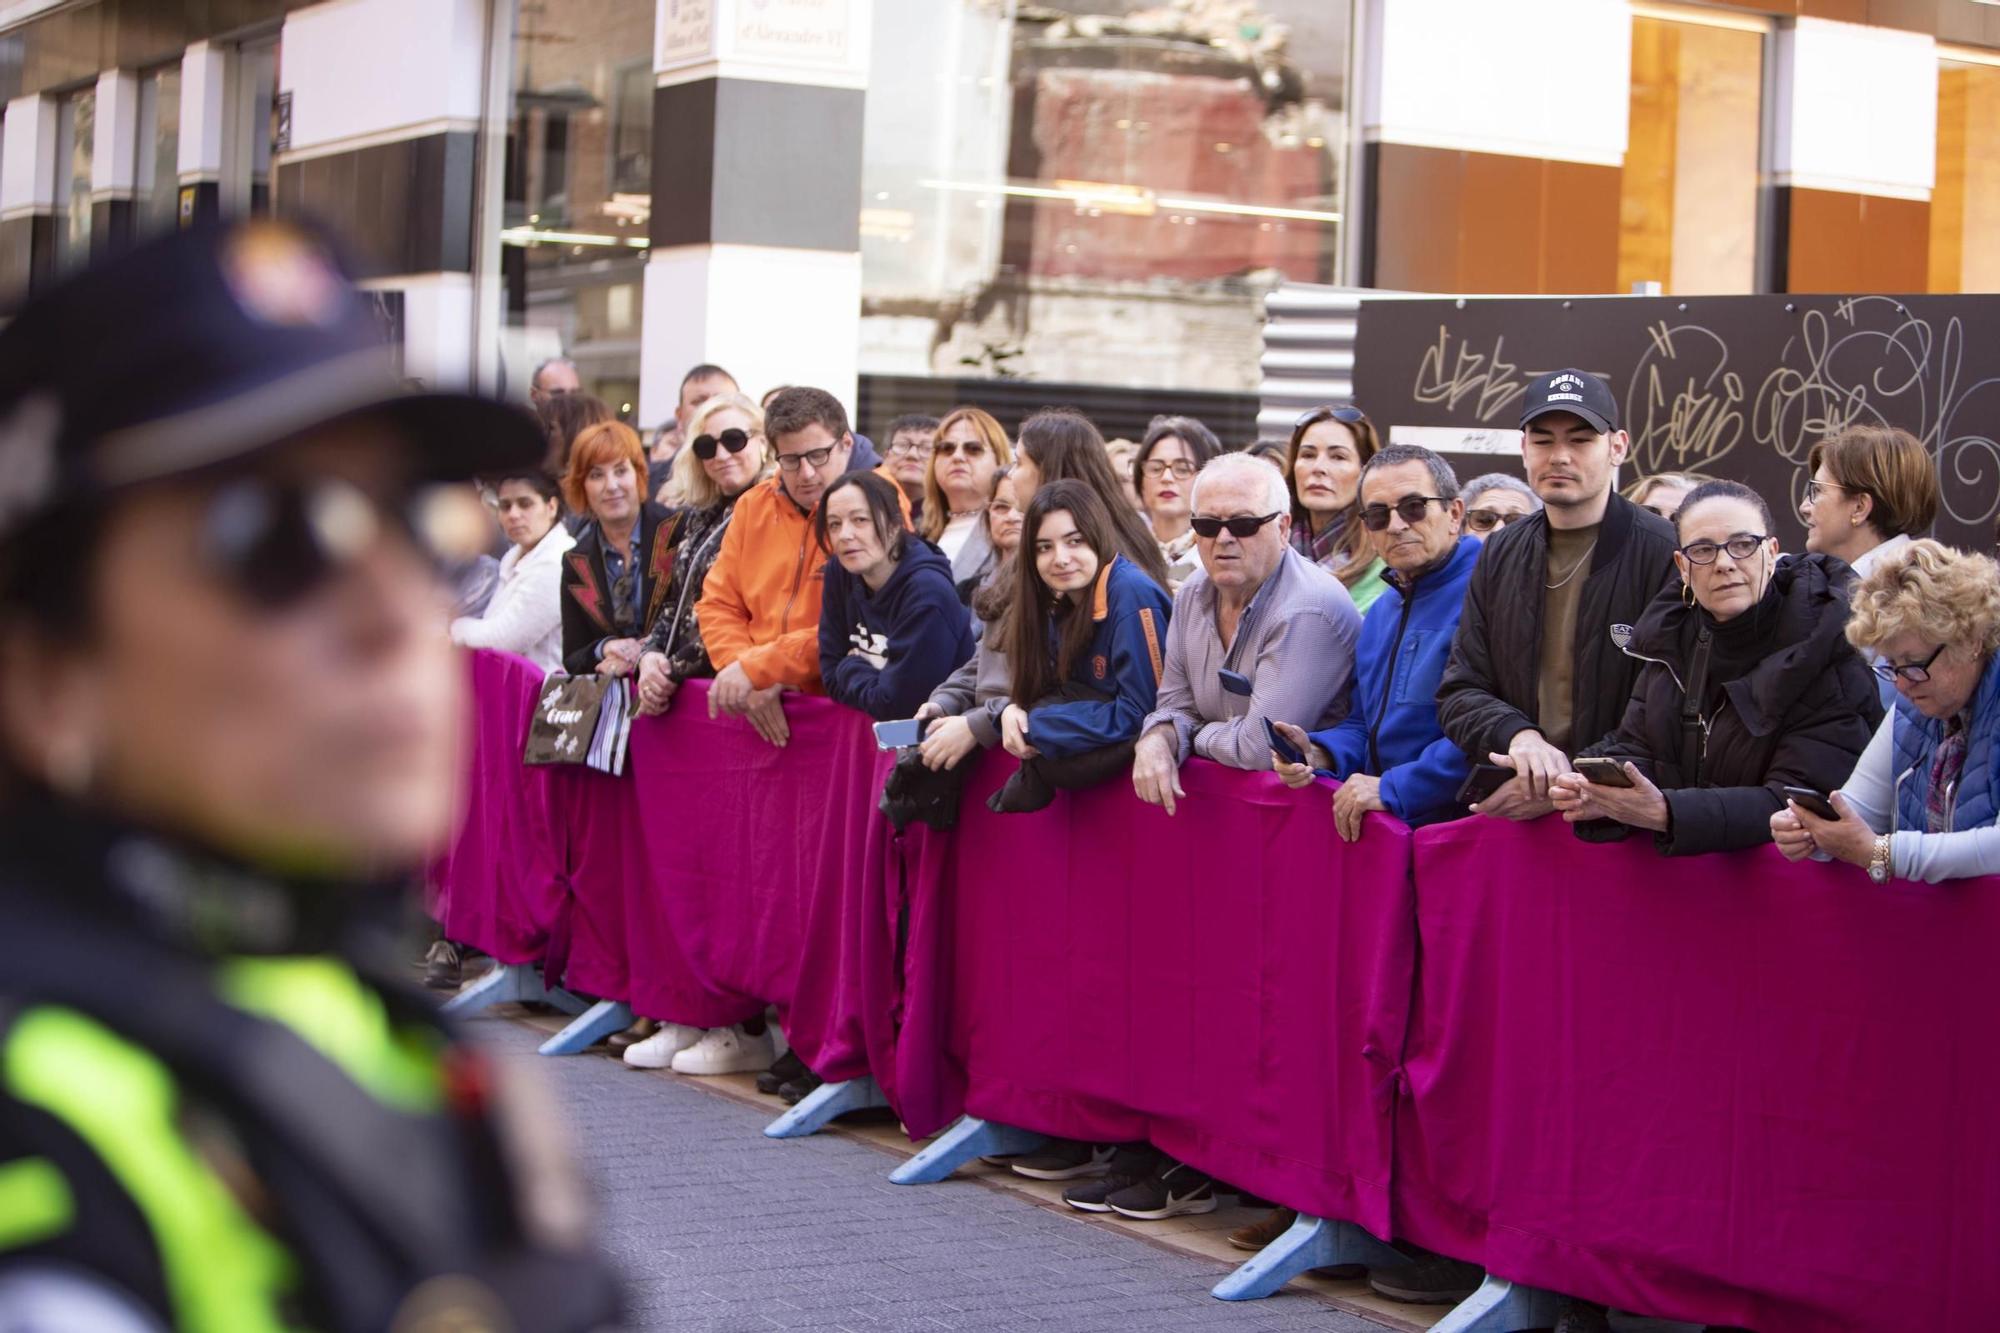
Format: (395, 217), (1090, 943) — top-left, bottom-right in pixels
(1265, 717), (1306, 767)
(1575, 757), (1636, 788)
(872, 718), (924, 750)
(1455, 764), (1512, 806)
(1782, 785), (1840, 820)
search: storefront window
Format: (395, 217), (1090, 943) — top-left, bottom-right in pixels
(859, 0), (1352, 394)
(53, 86), (94, 270)
(137, 64), (182, 234)
(1617, 6), (1766, 295)
(501, 2), (655, 418)
(1929, 55), (2000, 293)
(227, 37), (279, 216)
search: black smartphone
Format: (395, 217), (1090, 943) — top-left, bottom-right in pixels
(1218, 669), (1253, 698)
(1265, 717), (1306, 766)
(1782, 785), (1840, 820)
(1576, 756), (1636, 788)
(1455, 763), (1512, 806)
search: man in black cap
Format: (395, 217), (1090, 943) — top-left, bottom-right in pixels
(1434, 368), (1678, 826)
(0, 220), (619, 1331)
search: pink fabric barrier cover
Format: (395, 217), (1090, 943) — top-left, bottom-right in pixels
(935, 753), (1416, 1237)
(1400, 815), (2000, 1333)
(427, 649), (567, 966)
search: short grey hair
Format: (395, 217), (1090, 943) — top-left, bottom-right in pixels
(1191, 451), (1289, 516)
(1360, 444), (1460, 500)
(1460, 472), (1542, 512)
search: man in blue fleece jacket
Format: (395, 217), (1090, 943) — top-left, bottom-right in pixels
(1274, 445), (1479, 838)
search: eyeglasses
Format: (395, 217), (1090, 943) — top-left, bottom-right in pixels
(1677, 533), (1769, 565)
(1805, 479), (1863, 505)
(1295, 404), (1368, 432)
(775, 443), (841, 473)
(935, 439), (988, 460)
(1873, 642), (1947, 684)
(201, 474), (442, 610)
(1141, 458), (1198, 481)
(1464, 507), (1525, 533)
(1360, 496), (1448, 531)
(692, 428), (753, 461)
(1190, 511), (1283, 540)
(887, 436), (934, 458)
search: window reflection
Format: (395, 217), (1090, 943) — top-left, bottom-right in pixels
(54, 87), (93, 270)
(860, 1), (1350, 392)
(138, 65), (182, 233)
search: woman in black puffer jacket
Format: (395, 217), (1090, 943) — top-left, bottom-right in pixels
(1549, 479), (1883, 855)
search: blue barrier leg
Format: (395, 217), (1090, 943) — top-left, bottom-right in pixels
(889, 1116), (1047, 1185)
(1211, 1213), (1407, 1301)
(440, 961), (547, 1016)
(537, 999), (632, 1056)
(543, 986), (591, 1017)
(1427, 1277), (1564, 1333)
(762, 1076), (888, 1139)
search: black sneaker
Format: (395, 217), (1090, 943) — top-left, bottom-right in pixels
(1553, 1298), (1612, 1333)
(423, 941), (461, 990)
(1009, 1140), (1116, 1181)
(757, 1049), (808, 1096)
(1366, 1248), (1484, 1304)
(1106, 1163), (1216, 1220)
(778, 1071), (823, 1105)
(1059, 1147), (1159, 1212)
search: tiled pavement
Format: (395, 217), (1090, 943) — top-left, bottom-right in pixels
(473, 1017), (1394, 1333)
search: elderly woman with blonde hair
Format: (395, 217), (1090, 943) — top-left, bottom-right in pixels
(1773, 539), (2000, 883)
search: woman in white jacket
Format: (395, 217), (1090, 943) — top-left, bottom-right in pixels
(450, 471), (574, 673)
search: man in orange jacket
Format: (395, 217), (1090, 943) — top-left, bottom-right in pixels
(699, 385), (896, 747)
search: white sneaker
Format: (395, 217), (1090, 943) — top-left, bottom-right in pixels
(622, 1022), (703, 1069)
(670, 1025), (776, 1076)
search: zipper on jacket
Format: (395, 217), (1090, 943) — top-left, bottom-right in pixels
(1368, 584), (1419, 773)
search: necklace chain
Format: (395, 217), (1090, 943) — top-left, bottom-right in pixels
(1544, 538), (1600, 590)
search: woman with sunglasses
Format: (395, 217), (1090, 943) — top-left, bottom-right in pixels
(1772, 540), (2000, 883)
(989, 479), (1173, 813)
(1284, 405), (1389, 611)
(633, 393), (772, 718)
(558, 420), (674, 678)
(1132, 415), (1222, 592)
(919, 406), (1015, 600)
(1459, 472), (1542, 542)
(449, 469), (574, 673)
(1549, 480), (1881, 855)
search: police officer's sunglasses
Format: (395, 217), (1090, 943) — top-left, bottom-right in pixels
(200, 474), (462, 609)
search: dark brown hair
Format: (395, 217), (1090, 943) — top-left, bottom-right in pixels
(1285, 404), (1382, 588)
(1015, 408), (1170, 587)
(813, 469), (910, 564)
(1806, 425), (1939, 540)
(1004, 479), (1137, 706)
(538, 392), (615, 473)
(1134, 415), (1222, 490)
(765, 386), (850, 446)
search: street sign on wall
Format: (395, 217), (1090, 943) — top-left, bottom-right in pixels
(1350, 294), (2000, 551)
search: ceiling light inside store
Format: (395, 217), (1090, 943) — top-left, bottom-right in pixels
(501, 226), (651, 249)
(920, 178), (1339, 226)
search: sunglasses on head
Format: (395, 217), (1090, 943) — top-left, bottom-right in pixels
(200, 474), (446, 611)
(1190, 511), (1283, 540)
(1295, 404), (1368, 432)
(1361, 496), (1447, 531)
(692, 428), (753, 461)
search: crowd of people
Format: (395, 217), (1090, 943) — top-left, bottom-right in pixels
(447, 354), (1991, 1331)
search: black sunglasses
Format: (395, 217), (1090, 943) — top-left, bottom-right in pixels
(1190, 511), (1283, 540)
(1464, 507), (1524, 533)
(692, 428), (753, 461)
(1361, 496), (1448, 531)
(1294, 404), (1368, 432)
(1874, 642), (1947, 685)
(200, 475), (441, 610)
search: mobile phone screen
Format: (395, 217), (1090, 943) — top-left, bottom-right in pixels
(873, 718), (925, 749)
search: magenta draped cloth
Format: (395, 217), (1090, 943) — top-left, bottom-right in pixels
(427, 649), (567, 966)
(434, 652), (2000, 1329)
(931, 752), (1415, 1236)
(1399, 815), (2000, 1333)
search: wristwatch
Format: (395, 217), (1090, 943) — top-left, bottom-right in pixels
(1866, 833), (1892, 885)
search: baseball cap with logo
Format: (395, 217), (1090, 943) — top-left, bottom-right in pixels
(0, 218), (543, 544)
(1517, 369), (1619, 435)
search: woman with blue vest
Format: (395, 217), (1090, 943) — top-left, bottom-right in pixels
(1774, 539), (2000, 883)
(989, 479), (1172, 813)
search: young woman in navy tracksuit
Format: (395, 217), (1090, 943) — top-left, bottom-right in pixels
(991, 478), (1172, 811)
(816, 471), (975, 722)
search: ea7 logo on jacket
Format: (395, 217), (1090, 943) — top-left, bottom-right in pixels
(1091, 654), (1108, 680)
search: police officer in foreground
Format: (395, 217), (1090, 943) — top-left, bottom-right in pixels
(0, 221), (620, 1331)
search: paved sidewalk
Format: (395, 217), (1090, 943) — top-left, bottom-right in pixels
(476, 1018), (1382, 1332)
